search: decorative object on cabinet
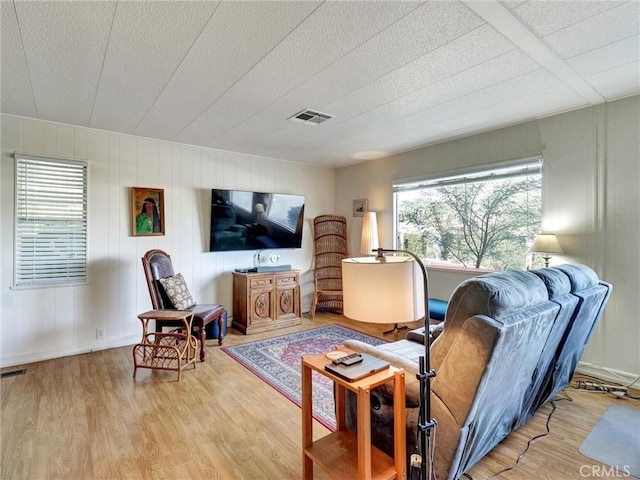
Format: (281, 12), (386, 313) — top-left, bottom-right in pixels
(310, 215), (349, 318)
(141, 249), (226, 361)
(342, 248), (435, 480)
(352, 198), (367, 217)
(131, 187), (165, 236)
(232, 269), (301, 334)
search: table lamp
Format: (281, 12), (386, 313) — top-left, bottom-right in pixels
(531, 234), (563, 267)
(342, 248), (436, 479)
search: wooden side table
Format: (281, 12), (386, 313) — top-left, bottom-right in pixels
(302, 353), (406, 480)
(133, 309), (197, 381)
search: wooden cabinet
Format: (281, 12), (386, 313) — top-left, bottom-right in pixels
(232, 270), (301, 334)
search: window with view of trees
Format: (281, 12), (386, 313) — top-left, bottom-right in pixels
(395, 158), (542, 271)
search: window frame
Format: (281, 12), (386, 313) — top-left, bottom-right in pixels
(393, 156), (542, 271)
(13, 152), (88, 288)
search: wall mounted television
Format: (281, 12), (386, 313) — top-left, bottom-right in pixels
(210, 189), (305, 252)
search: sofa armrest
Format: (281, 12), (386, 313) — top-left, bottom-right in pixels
(405, 322), (444, 344)
(342, 339), (422, 406)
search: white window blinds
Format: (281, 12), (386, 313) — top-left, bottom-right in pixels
(393, 156), (542, 193)
(14, 153), (88, 287)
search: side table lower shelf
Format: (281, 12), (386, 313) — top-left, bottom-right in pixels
(305, 430), (397, 480)
(132, 331), (197, 381)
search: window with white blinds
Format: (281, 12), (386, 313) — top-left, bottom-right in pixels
(14, 153), (88, 287)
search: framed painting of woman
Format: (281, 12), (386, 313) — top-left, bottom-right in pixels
(131, 187), (165, 236)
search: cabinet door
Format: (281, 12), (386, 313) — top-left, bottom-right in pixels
(275, 273), (300, 320)
(249, 276), (275, 326)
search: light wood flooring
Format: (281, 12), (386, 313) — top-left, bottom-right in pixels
(1, 312), (638, 480)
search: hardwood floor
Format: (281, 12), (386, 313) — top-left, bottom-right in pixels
(1, 313), (637, 480)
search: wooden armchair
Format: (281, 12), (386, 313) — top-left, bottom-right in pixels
(141, 249), (225, 361)
(311, 215), (348, 318)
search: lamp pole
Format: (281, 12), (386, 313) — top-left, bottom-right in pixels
(374, 248), (437, 480)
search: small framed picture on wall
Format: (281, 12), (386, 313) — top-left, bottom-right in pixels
(353, 198), (368, 217)
(131, 187), (165, 236)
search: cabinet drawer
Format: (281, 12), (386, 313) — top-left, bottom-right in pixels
(277, 275), (297, 287)
(250, 277), (274, 288)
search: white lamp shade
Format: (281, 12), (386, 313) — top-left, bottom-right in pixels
(531, 234), (563, 253)
(360, 211), (379, 255)
(342, 256), (425, 324)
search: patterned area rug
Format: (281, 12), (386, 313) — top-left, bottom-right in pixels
(222, 324), (386, 430)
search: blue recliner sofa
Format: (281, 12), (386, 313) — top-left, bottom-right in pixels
(343, 264), (611, 480)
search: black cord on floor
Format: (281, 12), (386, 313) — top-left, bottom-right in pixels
(483, 398), (568, 480)
(461, 394), (576, 480)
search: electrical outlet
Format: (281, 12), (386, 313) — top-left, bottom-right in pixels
(96, 328), (105, 339)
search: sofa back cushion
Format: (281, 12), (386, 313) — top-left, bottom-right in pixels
(431, 270), (549, 370)
(527, 267), (578, 415)
(542, 264), (612, 402)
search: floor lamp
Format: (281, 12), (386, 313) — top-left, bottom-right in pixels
(342, 248), (436, 480)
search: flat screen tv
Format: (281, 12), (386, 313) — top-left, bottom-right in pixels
(210, 189), (305, 252)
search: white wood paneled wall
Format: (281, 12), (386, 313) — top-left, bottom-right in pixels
(0, 115), (335, 367)
(336, 96), (640, 381)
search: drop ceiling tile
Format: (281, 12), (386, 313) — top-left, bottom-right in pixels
(13, 1), (116, 126)
(542, 2), (640, 59)
(304, 68), (563, 157)
(295, 49), (539, 150)
(424, 86), (587, 140)
(387, 70), (564, 139)
(586, 62), (640, 99)
(90, 1), (219, 133)
(176, 1), (421, 146)
(1, 2), (37, 117)
(222, 1), (423, 103)
(134, 1), (322, 141)
(327, 25), (516, 119)
(221, 1), (484, 140)
(264, 24), (516, 148)
(337, 85), (585, 162)
(505, 0), (626, 37)
(567, 36), (639, 77)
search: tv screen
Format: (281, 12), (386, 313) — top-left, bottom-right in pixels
(210, 189), (305, 252)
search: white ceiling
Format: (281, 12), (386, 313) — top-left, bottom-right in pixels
(2, 1), (638, 168)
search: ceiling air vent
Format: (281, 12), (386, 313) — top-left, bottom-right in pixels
(288, 109), (333, 125)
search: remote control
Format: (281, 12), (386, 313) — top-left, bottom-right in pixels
(332, 353), (363, 366)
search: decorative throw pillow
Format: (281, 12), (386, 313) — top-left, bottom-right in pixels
(159, 273), (196, 310)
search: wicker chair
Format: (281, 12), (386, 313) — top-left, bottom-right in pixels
(311, 215), (348, 318)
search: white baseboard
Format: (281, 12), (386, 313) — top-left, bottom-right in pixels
(0, 335), (140, 369)
(576, 361), (640, 387)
